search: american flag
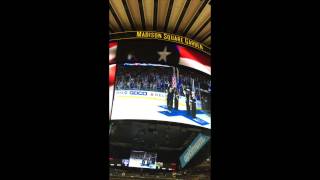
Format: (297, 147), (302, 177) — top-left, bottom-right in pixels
(192, 78), (195, 94)
(172, 67), (177, 88)
(109, 41), (117, 119)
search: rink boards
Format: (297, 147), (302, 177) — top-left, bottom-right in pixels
(114, 90), (202, 109)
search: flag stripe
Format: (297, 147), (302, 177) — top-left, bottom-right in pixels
(179, 57), (211, 75)
(177, 45), (211, 67)
(109, 64), (117, 87)
(109, 42), (117, 64)
(109, 46), (117, 64)
(109, 64), (117, 118)
(109, 41), (117, 48)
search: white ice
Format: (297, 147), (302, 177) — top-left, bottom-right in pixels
(111, 95), (211, 129)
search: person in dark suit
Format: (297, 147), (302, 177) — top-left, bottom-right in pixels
(190, 92), (197, 118)
(168, 87), (174, 111)
(166, 85), (170, 109)
(174, 88), (179, 110)
(184, 88), (190, 114)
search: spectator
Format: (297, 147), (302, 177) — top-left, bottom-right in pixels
(115, 65), (211, 100)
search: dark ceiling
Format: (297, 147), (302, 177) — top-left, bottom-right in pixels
(109, 0), (211, 47)
(109, 120), (211, 165)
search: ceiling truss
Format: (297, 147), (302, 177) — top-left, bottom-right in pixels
(109, 0), (211, 46)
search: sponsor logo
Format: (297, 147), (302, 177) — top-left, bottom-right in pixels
(116, 91), (128, 95)
(154, 93), (165, 97)
(116, 90), (165, 97)
(130, 91), (147, 96)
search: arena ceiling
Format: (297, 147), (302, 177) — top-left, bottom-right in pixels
(109, 120), (211, 165)
(109, 0), (212, 47)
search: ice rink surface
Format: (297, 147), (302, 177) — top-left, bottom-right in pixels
(111, 95), (211, 129)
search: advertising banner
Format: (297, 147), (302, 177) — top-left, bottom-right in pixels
(115, 90), (202, 109)
(179, 133), (210, 168)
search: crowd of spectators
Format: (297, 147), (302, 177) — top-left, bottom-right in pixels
(115, 65), (171, 92)
(115, 65), (211, 94)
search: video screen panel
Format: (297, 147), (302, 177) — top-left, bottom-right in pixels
(129, 151), (157, 169)
(111, 63), (211, 129)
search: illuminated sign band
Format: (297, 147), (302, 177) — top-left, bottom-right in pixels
(110, 31), (210, 55)
(136, 32), (204, 51)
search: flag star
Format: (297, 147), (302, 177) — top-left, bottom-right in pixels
(158, 46), (172, 63)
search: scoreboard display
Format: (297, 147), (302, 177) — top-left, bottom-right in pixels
(109, 32), (212, 130)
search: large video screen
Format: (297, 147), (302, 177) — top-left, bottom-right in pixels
(111, 63), (211, 129)
(129, 151), (157, 169)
